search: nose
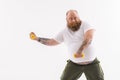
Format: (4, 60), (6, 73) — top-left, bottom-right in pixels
(71, 19), (75, 22)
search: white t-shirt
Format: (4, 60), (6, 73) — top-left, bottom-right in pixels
(54, 21), (96, 63)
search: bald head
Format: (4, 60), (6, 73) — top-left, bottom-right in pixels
(66, 10), (78, 16)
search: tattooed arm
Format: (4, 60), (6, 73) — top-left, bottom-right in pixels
(36, 37), (59, 46)
(30, 32), (59, 46)
(75, 29), (95, 57)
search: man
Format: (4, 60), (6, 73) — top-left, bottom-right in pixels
(29, 10), (104, 80)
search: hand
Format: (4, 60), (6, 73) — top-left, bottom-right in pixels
(29, 32), (37, 40)
(73, 53), (85, 58)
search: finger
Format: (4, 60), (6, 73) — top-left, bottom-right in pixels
(30, 32), (35, 35)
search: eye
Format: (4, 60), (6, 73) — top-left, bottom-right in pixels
(73, 17), (77, 20)
(70, 18), (73, 20)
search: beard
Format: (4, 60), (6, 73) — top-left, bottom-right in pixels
(67, 21), (81, 32)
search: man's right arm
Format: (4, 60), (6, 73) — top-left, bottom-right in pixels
(36, 37), (60, 46)
(30, 32), (60, 46)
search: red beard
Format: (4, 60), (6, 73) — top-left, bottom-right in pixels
(67, 21), (81, 32)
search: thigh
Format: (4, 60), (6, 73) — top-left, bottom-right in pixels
(60, 60), (83, 80)
(84, 63), (104, 80)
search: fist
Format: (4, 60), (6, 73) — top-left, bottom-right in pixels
(30, 32), (37, 40)
(73, 53), (85, 58)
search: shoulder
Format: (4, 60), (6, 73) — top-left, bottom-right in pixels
(81, 21), (95, 33)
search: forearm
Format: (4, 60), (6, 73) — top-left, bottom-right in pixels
(36, 37), (59, 46)
(77, 29), (94, 54)
(77, 39), (92, 54)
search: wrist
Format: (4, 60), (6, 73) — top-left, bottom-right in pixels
(77, 50), (82, 54)
(36, 37), (41, 42)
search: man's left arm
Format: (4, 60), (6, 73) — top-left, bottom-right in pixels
(75, 29), (95, 58)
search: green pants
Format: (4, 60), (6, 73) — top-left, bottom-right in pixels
(61, 58), (104, 80)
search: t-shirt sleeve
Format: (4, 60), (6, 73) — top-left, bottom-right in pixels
(53, 30), (64, 43)
(83, 22), (95, 33)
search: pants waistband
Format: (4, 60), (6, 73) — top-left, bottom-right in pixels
(68, 58), (100, 66)
(76, 61), (93, 65)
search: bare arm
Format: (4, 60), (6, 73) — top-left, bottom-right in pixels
(30, 32), (60, 46)
(36, 37), (60, 46)
(75, 29), (95, 57)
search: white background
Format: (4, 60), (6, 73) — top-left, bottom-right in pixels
(0, 0), (120, 80)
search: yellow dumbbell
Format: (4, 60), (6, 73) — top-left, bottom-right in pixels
(73, 53), (85, 58)
(30, 32), (37, 40)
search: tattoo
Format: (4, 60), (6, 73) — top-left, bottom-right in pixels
(37, 37), (51, 45)
(78, 39), (92, 53)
